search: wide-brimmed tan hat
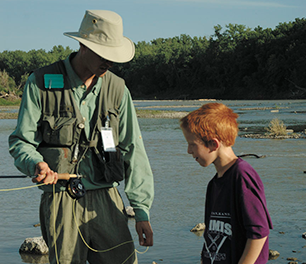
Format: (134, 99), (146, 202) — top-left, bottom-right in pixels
(64, 10), (135, 63)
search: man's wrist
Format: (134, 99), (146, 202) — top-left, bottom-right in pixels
(134, 208), (150, 222)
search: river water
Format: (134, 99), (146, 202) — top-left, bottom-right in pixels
(0, 100), (305, 263)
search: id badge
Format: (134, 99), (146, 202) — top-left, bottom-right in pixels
(101, 127), (116, 152)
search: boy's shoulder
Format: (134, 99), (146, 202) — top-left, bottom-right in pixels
(231, 157), (263, 187)
(233, 157), (255, 173)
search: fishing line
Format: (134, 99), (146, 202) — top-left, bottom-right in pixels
(0, 182), (47, 192)
(53, 184), (60, 264)
(71, 198), (149, 263)
(0, 181), (60, 263)
(1, 181), (149, 264)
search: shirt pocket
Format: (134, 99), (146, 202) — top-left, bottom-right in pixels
(41, 116), (77, 146)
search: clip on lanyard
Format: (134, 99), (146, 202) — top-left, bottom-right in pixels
(101, 115), (116, 152)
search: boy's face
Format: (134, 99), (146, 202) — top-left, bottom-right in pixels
(182, 128), (216, 168)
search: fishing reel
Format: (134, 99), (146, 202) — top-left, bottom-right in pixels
(66, 176), (86, 200)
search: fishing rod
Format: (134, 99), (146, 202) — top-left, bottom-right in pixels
(0, 175), (36, 178)
(0, 173), (75, 179)
(0, 173), (86, 199)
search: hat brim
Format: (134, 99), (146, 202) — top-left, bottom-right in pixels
(64, 32), (135, 63)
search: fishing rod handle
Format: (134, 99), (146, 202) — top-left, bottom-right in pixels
(58, 173), (78, 180)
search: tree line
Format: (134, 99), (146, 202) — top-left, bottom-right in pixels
(1, 18), (306, 100)
(0, 46), (73, 98)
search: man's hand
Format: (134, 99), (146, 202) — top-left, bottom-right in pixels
(136, 221), (153, 247)
(32, 161), (58, 185)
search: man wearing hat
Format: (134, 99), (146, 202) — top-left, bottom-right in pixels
(9, 10), (154, 264)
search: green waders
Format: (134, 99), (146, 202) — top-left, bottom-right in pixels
(40, 188), (137, 264)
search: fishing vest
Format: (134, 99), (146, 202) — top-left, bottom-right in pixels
(34, 59), (125, 189)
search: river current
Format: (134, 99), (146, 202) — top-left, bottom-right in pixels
(0, 100), (305, 263)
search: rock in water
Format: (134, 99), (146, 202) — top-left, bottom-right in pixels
(19, 236), (49, 255)
(269, 249), (280, 260)
(190, 223), (206, 232)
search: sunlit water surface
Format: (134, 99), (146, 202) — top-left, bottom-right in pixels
(0, 100), (305, 263)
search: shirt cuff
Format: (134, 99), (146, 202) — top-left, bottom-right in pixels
(134, 208), (150, 222)
(27, 158), (44, 176)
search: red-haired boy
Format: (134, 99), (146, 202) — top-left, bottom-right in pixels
(180, 103), (273, 264)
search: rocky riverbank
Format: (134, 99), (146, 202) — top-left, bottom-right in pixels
(0, 106), (190, 119)
(0, 106), (19, 119)
(20, 231), (306, 264)
(136, 109), (189, 119)
(240, 132), (306, 139)
(20, 221), (306, 263)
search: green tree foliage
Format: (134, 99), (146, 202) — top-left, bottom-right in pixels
(113, 18), (306, 99)
(0, 45), (74, 93)
(1, 19), (306, 100)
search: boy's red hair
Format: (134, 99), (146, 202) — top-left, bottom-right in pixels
(180, 103), (239, 146)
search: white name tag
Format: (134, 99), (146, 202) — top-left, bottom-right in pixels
(101, 127), (116, 152)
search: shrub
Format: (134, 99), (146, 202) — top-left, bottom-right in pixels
(0, 69), (16, 94)
(0, 97), (21, 106)
(265, 118), (288, 136)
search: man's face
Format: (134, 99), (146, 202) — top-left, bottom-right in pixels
(83, 47), (114, 77)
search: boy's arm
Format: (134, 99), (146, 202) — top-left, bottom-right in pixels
(238, 236), (267, 264)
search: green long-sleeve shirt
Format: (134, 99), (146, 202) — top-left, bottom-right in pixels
(8, 56), (154, 222)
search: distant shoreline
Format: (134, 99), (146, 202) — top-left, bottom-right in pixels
(0, 106), (19, 119)
(2, 106), (306, 139)
(0, 106), (189, 119)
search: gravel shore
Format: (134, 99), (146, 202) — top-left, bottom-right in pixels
(0, 106), (189, 119)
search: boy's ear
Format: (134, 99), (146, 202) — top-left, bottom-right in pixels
(209, 138), (220, 151)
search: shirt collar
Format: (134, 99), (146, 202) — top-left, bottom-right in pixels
(63, 52), (102, 96)
(63, 53), (84, 89)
